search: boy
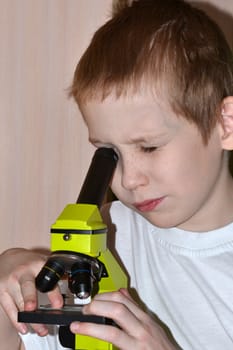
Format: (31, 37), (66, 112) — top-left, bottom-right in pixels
(1, 0), (233, 349)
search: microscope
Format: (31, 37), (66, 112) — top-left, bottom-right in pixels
(18, 147), (127, 350)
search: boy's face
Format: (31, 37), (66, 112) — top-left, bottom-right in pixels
(81, 92), (231, 231)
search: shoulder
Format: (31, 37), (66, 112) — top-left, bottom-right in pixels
(101, 201), (153, 246)
(101, 200), (143, 229)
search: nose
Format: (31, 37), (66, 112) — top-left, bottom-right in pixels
(121, 155), (148, 191)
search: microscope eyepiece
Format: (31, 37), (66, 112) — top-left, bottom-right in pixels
(77, 147), (118, 207)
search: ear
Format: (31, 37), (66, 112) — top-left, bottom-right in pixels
(219, 97), (233, 150)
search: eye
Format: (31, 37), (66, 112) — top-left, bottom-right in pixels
(141, 146), (157, 153)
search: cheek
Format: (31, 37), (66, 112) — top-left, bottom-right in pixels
(170, 143), (222, 194)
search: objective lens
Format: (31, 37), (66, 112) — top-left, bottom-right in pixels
(69, 261), (94, 299)
(35, 258), (65, 293)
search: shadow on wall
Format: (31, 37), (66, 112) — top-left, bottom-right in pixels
(194, 1), (233, 49)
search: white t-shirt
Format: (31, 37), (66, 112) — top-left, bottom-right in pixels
(21, 201), (233, 349)
(20, 326), (69, 350)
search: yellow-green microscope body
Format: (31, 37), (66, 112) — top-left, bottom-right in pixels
(19, 148), (128, 350)
(50, 202), (127, 349)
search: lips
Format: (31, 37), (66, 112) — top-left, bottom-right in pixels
(134, 197), (164, 212)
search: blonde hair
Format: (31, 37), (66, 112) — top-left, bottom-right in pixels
(70, 0), (233, 142)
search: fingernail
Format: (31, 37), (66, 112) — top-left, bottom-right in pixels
(25, 300), (36, 311)
(70, 322), (80, 333)
(19, 325), (28, 334)
(37, 326), (48, 336)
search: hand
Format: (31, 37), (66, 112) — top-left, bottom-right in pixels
(70, 288), (178, 350)
(0, 248), (63, 336)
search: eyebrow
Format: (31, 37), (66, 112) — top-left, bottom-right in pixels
(89, 133), (166, 145)
(89, 137), (112, 147)
(127, 132), (167, 143)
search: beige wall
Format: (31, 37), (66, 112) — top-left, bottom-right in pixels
(0, 0), (233, 251)
(0, 0), (111, 250)
(192, 0), (233, 48)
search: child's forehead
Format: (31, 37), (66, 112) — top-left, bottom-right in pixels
(81, 91), (184, 134)
(83, 92), (199, 149)
(82, 88), (171, 111)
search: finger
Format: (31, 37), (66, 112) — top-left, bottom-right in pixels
(19, 274), (51, 336)
(0, 292), (28, 334)
(47, 285), (64, 308)
(19, 269), (63, 309)
(70, 322), (135, 350)
(4, 279), (26, 312)
(118, 288), (132, 299)
(90, 290), (149, 325)
(19, 275), (38, 311)
(29, 323), (49, 337)
(28, 286), (63, 336)
(83, 298), (144, 337)
(93, 290), (133, 303)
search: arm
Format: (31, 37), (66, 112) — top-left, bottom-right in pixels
(0, 248), (64, 349)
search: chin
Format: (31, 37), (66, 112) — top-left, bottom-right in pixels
(139, 211), (179, 229)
